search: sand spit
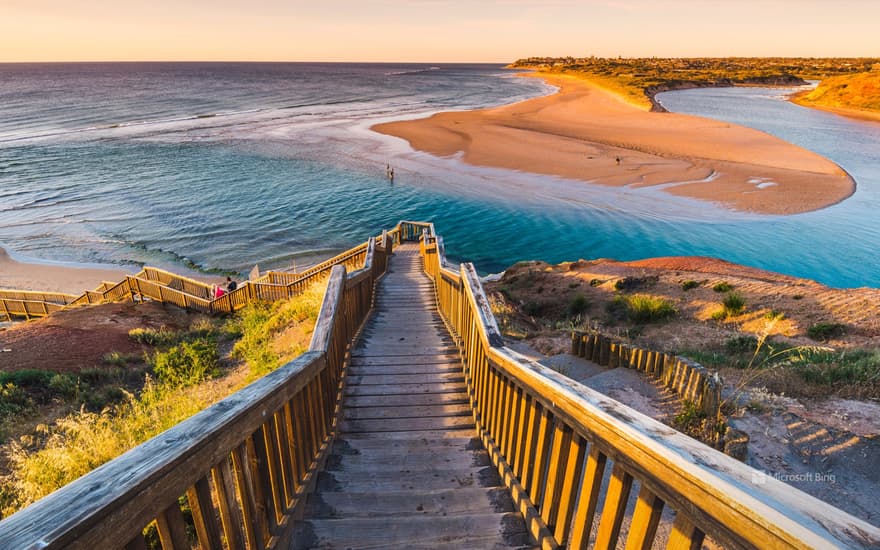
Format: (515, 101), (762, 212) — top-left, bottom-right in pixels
(374, 74), (854, 215)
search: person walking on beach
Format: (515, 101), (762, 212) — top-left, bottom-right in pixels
(386, 164), (394, 182)
(226, 276), (237, 292)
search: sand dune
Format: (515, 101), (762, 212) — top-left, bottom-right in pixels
(374, 73), (854, 215)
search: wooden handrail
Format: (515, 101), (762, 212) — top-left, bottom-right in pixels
(0, 234), (393, 549)
(418, 227), (880, 549)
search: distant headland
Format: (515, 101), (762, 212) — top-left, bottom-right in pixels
(509, 57), (880, 116)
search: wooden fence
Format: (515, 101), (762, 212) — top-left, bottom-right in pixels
(570, 331), (722, 419)
(2, 229), (401, 320)
(0, 234), (393, 549)
(417, 222), (880, 550)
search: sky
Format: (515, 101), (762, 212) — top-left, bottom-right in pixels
(1, 0), (878, 63)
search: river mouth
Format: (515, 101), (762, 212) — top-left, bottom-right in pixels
(1, 65), (878, 288)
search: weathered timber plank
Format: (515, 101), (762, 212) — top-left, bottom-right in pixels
(303, 487), (513, 518)
(339, 415), (474, 434)
(344, 392), (470, 408)
(292, 513), (530, 549)
(346, 372), (464, 386)
(347, 363), (460, 376)
(317, 465), (500, 492)
(348, 354), (460, 366)
(338, 428), (477, 440)
(343, 403), (472, 420)
(344, 382), (467, 396)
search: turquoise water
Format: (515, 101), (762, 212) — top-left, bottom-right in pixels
(1, 64), (878, 287)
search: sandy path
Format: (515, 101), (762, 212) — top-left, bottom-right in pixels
(374, 73), (854, 215)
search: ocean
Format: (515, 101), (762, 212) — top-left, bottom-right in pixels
(1, 63), (878, 287)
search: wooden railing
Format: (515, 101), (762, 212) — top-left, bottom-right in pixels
(415, 223), (880, 550)
(0, 233), (393, 549)
(2, 232), (394, 319)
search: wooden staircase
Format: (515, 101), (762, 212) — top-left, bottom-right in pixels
(292, 244), (531, 549)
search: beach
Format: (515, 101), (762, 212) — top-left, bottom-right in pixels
(0, 247), (131, 295)
(374, 73), (855, 215)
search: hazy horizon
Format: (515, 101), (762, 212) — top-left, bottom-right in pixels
(2, 1), (878, 63)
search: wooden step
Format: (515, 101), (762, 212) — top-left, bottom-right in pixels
(343, 403), (472, 420)
(344, 381), (467, 397)
(347, 363), (460, 376)
(291, 513), (531, 549)
(344, 392), (470, 408)
(316, 465), (501, 492)
(303, 487), (514, 518)
(339, 415), (474, 434)
(346, 372), (464, 386)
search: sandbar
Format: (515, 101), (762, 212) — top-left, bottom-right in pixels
(373, 74), (854, 215)
(0, 247), (130, 295)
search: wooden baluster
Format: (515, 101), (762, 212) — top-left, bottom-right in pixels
(519, 398), (540, 491)
(285, 401), (306, 483)
(273, 410), (296, 503)
(511, 392), (531, 478)
(259, 420), (287, 519)
(250, 429), (280, 534)
(553, 434), (587, 545)
(503, 386), (523, 468)
(541, 421), (573, 529)
(232, 442), (268, 550)
(666, 514), (705, 550)
(625, 485), (665, 550)
(187, 477), (224, 550)
(527, 407), (552, 505)
(213, 457), (245, 550)
(155, 499), (190, 549)
(594, 462), (635, 549)
(568, 446), (608, 549)
(495, 374), (511, 448)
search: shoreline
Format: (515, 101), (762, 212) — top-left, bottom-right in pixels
(789, 90), (880, 123)
(372, 72), (855, 216)
(0, 247), (134, 295)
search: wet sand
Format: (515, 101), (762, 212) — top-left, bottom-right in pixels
(373, 73), (854, 215)
(0, 247), (130, 295)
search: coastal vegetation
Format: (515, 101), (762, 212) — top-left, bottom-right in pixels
(486, 258), (879, 400)
(792, 68), (880, 117)
(0, 285), (324, 517)
(511, 57), (880, 112)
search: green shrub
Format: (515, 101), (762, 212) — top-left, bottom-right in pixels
(0, 369), (54, 388)
(47, 374), (79, 399)
(0, 383), (34, 420)
(722, 292), (746, 316)
(568, 294), (590, 316)
(129, 327), (181, 347)
(680, 280), (700, 291)
(589, 279), (603, 287)
(807, 322), (847, 341)
(613, 294), (676, 323)
(713, 282), (733, 292)
(795, 349), (879, 386)
(151, 339), (218, 388)
(726, 335), (758, 354)
(523, 301), (544, 317)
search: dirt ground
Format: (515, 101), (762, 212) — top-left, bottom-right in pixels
(487, 256), (880, 526)
(1, 301), (197, 374)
